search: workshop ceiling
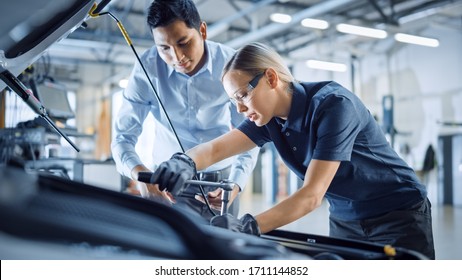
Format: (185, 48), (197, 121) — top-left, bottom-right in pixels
(45, 0), (462, 82)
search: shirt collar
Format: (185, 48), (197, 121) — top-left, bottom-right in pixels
(277, 82), (306, 133)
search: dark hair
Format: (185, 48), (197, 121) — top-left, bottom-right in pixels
(147, 0), (202, 31)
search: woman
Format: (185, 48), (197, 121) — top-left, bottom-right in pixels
(150, 42), (435, 259)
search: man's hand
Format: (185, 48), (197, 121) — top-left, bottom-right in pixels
(131, 164), (174, 204)
(195, 188), (222, 211)
(149, 153), (197, 195)
(137, 181), (175, 204)
(194, 184), (240, 211)
(210, 213), (261, 236)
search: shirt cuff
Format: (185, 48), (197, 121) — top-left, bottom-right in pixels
(228, 168), (248, 192)
(122, 156), (143, 179)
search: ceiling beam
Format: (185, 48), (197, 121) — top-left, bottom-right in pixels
(207, 0), (278, 39)
(225, 0), (357, 48)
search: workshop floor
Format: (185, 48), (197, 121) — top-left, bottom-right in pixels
(239, 194), (462, 260)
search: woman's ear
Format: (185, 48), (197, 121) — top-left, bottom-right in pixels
(265, 68), (278, 89)
(200, 21), (207, 40)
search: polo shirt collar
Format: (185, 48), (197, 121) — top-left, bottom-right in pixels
(276, 82), (306, 133)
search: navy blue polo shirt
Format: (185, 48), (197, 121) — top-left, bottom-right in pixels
(237, 81), (426, 220)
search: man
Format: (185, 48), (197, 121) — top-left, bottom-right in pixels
(111, 0), (259, 219)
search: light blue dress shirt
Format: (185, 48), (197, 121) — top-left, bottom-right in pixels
(111, 40), (259, 190)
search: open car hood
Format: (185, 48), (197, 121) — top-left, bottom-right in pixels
(0, 0), (96, 90)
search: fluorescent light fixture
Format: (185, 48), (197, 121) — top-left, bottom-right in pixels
(306, 60), (347, 72)
(118, 78), (129, 89)
(336, 23), (387, 39)
(270, 13), (292, 24)
(394, 33), (439, 47)
(301, 18), (329, 30)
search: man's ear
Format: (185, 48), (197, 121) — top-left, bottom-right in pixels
(199, 21), (207, 40)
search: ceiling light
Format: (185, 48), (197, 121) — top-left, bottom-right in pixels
(306, 60), (347, 72)
(394, 33), (439, 47)
(336, 23), (387, 39)
(270, 13), (292, 24)
(118, 79), (129, 89)
(301, 18), (329, 30)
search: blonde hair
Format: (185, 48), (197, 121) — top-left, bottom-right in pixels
(222, 42), (295, 84)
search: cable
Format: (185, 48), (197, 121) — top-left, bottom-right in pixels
(88, 5), (185, 153)
(88, 4), (217, 217)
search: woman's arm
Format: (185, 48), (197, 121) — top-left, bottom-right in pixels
(187, 128), (257, 170)
(255, 159), (341, 233)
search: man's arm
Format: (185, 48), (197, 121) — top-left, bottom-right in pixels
(112, 51), (162, 179)
(110, 62), (165, 200)
(111, 98), (161, 200)
(111, 94), (176, 202)
(111, 93), (150, 179)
